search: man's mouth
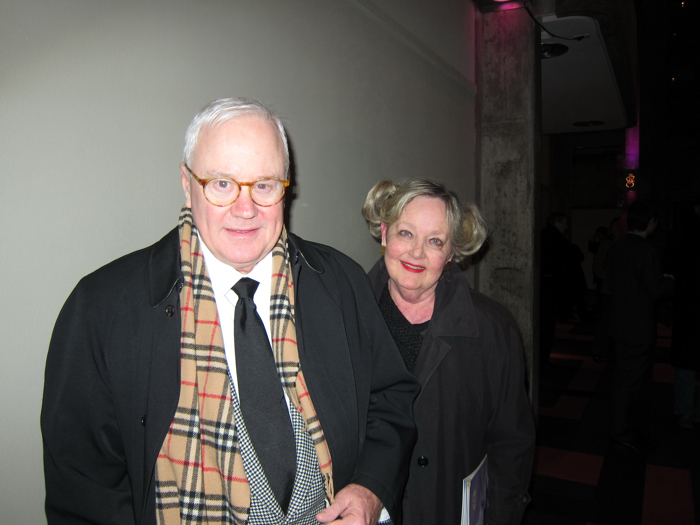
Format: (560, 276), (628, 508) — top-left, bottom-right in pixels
(401, 261), (425, 273)
(226, 227), (258, 235)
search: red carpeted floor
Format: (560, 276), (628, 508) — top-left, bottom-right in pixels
(522, 320), (699, 525)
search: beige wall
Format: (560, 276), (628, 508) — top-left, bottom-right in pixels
(0, 0), (479, 522)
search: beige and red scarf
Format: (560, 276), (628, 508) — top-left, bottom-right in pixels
(154, 207), (333, 524)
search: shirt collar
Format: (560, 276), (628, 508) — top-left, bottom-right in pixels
(198, 234), (273, 298)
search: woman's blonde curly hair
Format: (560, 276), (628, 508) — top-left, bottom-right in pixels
(362, 179), (488, 264)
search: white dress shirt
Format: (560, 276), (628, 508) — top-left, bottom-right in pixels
(199, 236), (274, 401)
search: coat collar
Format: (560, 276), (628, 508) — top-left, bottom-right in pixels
(368, 258), (480, 392)
(367, 258), (480, 339)
(148, 228), (184, 308)
(146, 228), (326, 308)
(287, 232), (325, 274)
(430, 264), (480, 339)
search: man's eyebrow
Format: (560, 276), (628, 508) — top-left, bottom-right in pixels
(208, 170), (285, 180)
(206, 169), (239, 178)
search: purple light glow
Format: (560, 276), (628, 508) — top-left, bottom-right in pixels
(623, 107), (640, 170)
(490, 2), (523, 10)
(623, 126), (639, 170)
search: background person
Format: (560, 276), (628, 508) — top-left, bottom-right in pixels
(362, 179), (536, 525)
(539, 212), (570, 364)
(41, 98), (419, 525)
(591, 217), (621, 362)
(606, 199), (674, 452)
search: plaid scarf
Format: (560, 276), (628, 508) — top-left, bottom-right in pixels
(155, 207), (333, 524)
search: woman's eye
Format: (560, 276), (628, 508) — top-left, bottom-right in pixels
(399, 230), (411, 238)
(430, 238), (444, 247)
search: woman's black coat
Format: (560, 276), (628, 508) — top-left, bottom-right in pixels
(368, 259), (536, 525)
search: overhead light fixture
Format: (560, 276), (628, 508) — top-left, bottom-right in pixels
(473, 0), (525, 13)
(541, 43), (569, 59)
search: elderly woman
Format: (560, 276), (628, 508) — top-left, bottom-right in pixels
(363, 179), (535, 525)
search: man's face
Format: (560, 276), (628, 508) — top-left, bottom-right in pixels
(182, 115), (286, 274)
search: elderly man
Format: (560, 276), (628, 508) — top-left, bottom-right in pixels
(41, 98), (418, 525)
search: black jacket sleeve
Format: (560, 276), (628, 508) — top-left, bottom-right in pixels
(42, 278), (137, 525)
(348, 269), (420, 522)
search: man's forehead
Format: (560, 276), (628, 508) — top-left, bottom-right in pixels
(192, 115), (284, 167)
(200, 114), (276, 142)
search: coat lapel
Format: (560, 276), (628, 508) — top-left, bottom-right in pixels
(413, 266), (479, 392)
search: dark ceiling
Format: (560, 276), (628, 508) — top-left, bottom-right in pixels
(536, 0), (699, 206)
(538, 0), (637, 134)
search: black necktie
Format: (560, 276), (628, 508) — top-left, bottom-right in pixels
(232, 277), (296, 512)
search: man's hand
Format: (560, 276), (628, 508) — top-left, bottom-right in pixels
(316, 483), (383, 524)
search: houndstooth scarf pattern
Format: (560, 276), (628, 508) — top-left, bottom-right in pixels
(154, 207), (333, 524)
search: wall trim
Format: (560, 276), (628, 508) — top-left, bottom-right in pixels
(344, 0), (478, 96)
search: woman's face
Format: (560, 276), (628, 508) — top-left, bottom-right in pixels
(381, 196), (454, 301)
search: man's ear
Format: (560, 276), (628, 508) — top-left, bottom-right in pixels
(181, 164), (192, 207)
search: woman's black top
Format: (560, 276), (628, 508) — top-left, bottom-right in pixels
(377, 286), (429, 374)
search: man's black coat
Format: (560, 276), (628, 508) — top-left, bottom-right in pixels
(42, 228), (418, 524)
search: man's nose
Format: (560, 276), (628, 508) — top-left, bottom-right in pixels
(230, 187), (257, 217)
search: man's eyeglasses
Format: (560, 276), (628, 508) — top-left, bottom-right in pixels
(184, 164), (289, 207)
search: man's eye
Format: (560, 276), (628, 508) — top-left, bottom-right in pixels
(215, 179), (232, 190)
(252, 179), (281, 195)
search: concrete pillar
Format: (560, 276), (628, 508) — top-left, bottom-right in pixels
(476, 6), (539, 404)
